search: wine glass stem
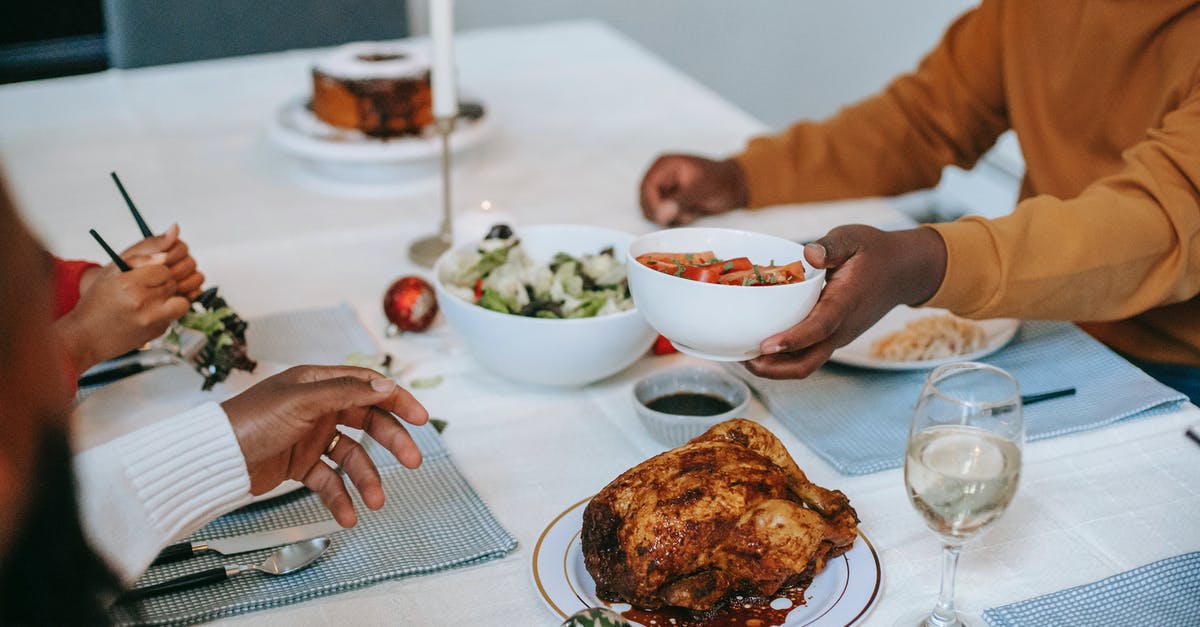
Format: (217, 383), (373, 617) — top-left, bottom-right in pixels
(928, 543), (963, 627)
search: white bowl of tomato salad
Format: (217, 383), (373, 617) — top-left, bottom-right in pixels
(627, 227), (825, 361)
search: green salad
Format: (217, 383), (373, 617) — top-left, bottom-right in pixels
(441, 228), (634, 319)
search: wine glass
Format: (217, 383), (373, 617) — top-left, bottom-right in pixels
(903, 362), (1024, 627)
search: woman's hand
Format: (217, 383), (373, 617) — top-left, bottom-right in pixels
(639, 154), (749, 226)
(55, 253), (190, 372)
(81, 224), (205, 299)
(220, 365), (430, 527)
(744, 226), (948, 379)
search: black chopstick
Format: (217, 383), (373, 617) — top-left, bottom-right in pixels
(1186, 427), (1200, 448)
(89, 228), (131, 272)
(1020, 387), (1076, 406)
(110, 171), (153, 238)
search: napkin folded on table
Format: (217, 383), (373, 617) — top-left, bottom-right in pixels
(730, 321), (1188, 475)
(109, 304), (518, 625)
(982, 552), (1200, 627)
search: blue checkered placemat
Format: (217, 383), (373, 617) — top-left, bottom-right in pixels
(110, 425), (517, 626)
(109, 304), (517, 625)
(982, 552), (1200, 627)
(731, 322), (1187, 475)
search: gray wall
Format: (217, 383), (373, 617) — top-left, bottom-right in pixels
(410, 1), (1022, 219)
(410, 0), (977, 129)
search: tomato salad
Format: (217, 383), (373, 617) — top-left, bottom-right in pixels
(636, 251), (807, 286)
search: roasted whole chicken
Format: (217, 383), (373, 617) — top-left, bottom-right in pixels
(582, 419), (859, 611)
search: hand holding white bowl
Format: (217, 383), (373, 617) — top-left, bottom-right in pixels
(744, 224), (948, 380)
(626, 227), (826, 362)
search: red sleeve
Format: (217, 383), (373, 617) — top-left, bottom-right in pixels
(52, 258), (100, 319)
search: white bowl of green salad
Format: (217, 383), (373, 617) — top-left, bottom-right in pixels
(434, 224), (657, 386)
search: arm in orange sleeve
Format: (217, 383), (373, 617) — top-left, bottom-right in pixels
(734, 0), (1010, 207)
(925, 84), (1200, 321)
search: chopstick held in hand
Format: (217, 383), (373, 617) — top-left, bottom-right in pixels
(110, 171), (153, 238)
(89, 229), (131, 272)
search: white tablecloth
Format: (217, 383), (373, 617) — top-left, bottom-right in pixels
(2, 20), (1197, 627)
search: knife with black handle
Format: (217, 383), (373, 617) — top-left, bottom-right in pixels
(151, 519), (342, 565)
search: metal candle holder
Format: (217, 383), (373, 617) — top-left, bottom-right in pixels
(408, 116), (456, 267)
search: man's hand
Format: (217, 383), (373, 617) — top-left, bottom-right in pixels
(744, 226), (948, 379)
(220, 366), (430, 528)
(55, 253), (190, 372)
(639, 154), (749, 226)
(81, 224), (205, 299)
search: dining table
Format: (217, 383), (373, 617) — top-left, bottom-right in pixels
(2, 20), (1198, 627)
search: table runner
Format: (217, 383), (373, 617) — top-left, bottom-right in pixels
(732, 321), (1187, 475)
(982, 552), (1200, 626)
(110, 304), (517, 624)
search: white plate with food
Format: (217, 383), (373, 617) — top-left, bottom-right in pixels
(267, 95), (494, 182)
(533, 497), (882, 627)
(829, 306), (1019, 371)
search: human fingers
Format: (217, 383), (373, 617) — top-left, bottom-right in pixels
(301, 461), (358, 527)
(281, 364), (391, 385)
(277, 374), (400, 421)
(282, 366), (429, 426)
(758, 290), (851, 358)
(125, 273), (180, 310)
(803, 226), (867, 270)
(121, 223), (180, 257)
(372, 379), (429, 427)
(158, 238), (190, 266)
(639, 155), (684, 225)
(125, 252), (168, 270)
(124, 260), (174, 287)
(326, 433), (385, 510)
(155, 295), (190, 323)
(176, 271), (205, 298)
(161, 223), (180, 247)
(744, 342), (837, 380)
(168, 255), (196, 281)
(357, 404), (423, 469)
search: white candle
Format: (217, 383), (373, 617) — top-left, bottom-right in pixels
(429, 0), (458, 119)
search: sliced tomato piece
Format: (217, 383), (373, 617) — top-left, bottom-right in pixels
(652, 334), (678, 355)
(718, 269), (756, 285)
(715, 257), (754, 273)
(474, 278), (484, 301)
(636, 251), (717, 273)
(682, 265), (722, 283)
(781, 260), (809, 282)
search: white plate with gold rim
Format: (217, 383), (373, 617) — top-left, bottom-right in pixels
(532, 498), (882, 626)
(829, 306), (1019, 371)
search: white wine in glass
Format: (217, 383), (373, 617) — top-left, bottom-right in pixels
(903, 362), (1024, 627)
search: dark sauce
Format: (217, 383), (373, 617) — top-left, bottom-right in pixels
(619, 586), (809, 627)
(646, 393), (734, 417)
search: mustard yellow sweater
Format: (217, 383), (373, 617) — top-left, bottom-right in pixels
(734, 0), (1200, 366)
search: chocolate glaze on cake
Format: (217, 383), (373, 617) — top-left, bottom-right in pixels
(310, 42), (434, 138)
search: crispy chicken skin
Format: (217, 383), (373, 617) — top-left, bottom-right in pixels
(582, 419), (858, 611)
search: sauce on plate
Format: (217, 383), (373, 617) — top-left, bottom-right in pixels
(619, 585), (809, 627)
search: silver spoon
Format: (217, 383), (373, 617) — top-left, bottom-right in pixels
(122, 536), (331, 601)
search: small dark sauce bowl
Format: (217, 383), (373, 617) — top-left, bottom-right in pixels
(633, 366), (751, 447)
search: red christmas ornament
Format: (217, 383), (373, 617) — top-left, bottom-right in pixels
(383, 276), (438, 335)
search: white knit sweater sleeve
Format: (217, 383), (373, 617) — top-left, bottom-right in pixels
(73, 401), (253, 585)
